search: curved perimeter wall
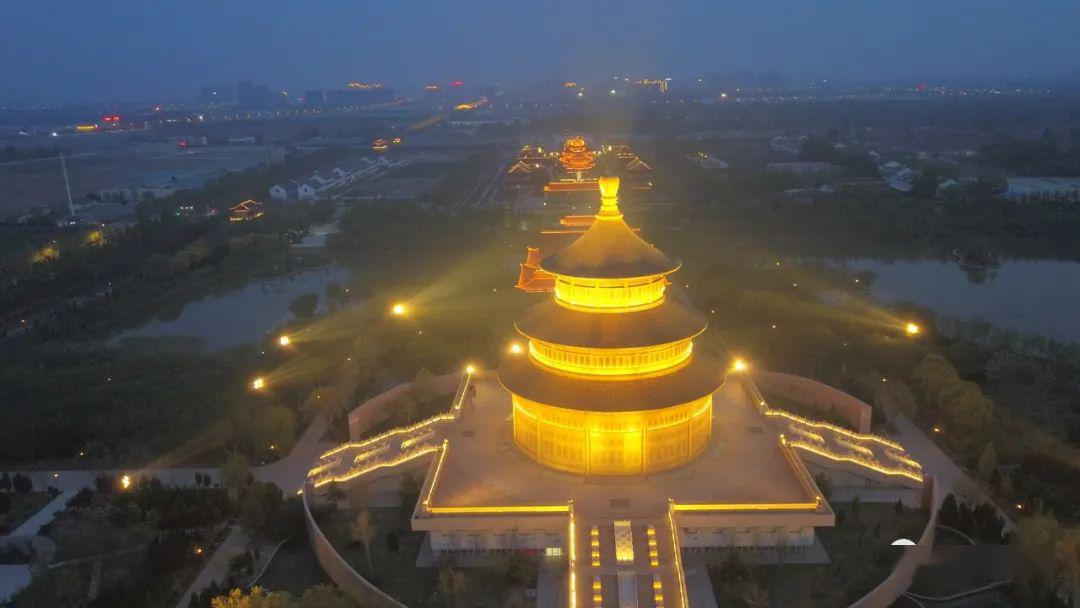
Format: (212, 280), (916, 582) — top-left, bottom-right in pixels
(348, 373), (463, 440)
(303, 487), (408, 608)
(848, 477), (940, 608)
(754, 370), (872, 434)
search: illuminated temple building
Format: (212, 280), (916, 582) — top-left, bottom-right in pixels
(307, 177), (928, 607)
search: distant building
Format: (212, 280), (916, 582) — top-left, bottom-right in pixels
(686, 152), (729, 170)
(766, 162), (839, 176)
(229, 199), (264, 222)
(878, 162), (917, 193)
(268, 184), (289, 200)
(1004, 177), (1080, 201)
(297, 182), (318, 200)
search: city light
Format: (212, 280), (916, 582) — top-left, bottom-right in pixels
(905, 322), (921, 336)
(731, 358), (749, 373)
(252, 376), (267, 391)
(391, 303), (408, 316)
(278, 334), (291, 347)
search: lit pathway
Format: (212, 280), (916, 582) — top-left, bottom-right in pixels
(571, 514), (687, 608)
(173, 525), (244, 608)
(890, 415), (1014, 529)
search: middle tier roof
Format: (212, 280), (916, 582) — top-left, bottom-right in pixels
(515, 296), (708, 349)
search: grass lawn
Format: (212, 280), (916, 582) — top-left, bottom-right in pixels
(322, 505), (528, 607)
(710, 501), (930, 607)
(256, 536), (332, 596)
(0, 491), (54, 534)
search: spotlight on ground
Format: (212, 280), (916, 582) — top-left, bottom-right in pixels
(120, 474), (132, 490)
(509, 342), (523, 355)
(278, 334), (291, 347)
(251, 376), (267, 391)
(391, 303), (408, 316)
(891, 538), (916, 546)
(731, 358), (749, 373)
(905, 322), (921, 337)
(465, 364), (477, 375)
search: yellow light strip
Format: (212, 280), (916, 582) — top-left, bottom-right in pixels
(319, 372), (472, 460)
(671, 501), (820, 512)
(667, 502), (690, 608)
(426, 504), (571, 514)
(311, 445), (440, 487)
(785, 440), (924, 483)
(763, 402), (906, 450)
(318, 413), (454, 459)
(400, 430), (437, 450)
(569, 502), (577, 608)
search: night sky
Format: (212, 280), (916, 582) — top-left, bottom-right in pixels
(4, 0), (1080, 103)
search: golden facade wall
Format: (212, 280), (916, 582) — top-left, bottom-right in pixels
(528, 338), (692, 378)
(512, 395), (713, 475)
(553, 275), (665, 311)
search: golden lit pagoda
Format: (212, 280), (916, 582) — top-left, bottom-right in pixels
(559, 136), (597, 181)
(500, 176), (723, 475)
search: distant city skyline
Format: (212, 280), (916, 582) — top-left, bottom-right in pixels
(5, 0), (1080, 103)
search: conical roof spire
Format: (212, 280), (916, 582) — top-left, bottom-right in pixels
(539, 175), (680, 279)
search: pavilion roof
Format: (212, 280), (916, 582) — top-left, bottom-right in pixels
(498, 353), (724, 412)
(515, 297), (706, 348)
(539, 212), (679, 279)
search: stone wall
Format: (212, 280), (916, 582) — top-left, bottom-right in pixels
(302, 486), (409, 608)
(347, 373), (462, 440)
(847, 477), (940, 608)
(754, 370), (873, 433)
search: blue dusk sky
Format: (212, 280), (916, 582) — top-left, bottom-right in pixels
(3, 0), (1080, 102)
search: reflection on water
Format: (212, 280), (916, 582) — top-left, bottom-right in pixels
(116, 266), (348, 350)
(834, 258), (1080, 344)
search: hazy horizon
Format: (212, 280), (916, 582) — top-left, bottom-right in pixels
(5, 0), (1080, 104)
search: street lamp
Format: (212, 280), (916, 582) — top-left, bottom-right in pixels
(731, 358), (748, 373)
(391, 303), (408, 316)
(278, 334), (291, 347)
(252, 376), (267, 391)
(465, 364), (476, 375)
(120, 474), (132, 490)
(905, 322), (921, 337)
(508, 342), (523, 355)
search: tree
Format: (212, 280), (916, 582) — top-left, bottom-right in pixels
(211, 587), (297, 608)
(977, 443), (999, 484)
(297, 584), (354, 608)
(251, 404), (298, 455)
(241, 482), (285, 539)
(12, 473), (32, 494)
(290, 293), (319, 319)
(813, 472), (833, 502)
(411, 367), (438, 406)
(739, 581), (771, 608)
(1053, 527), (1080, 605)
(221, 452), (250, 502)
(351, 508), (376, 573)
(437, 564), (468, 608)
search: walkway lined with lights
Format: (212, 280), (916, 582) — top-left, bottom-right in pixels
(742, 377), (925, 488)
(307, 373), (472, 488)
(570, 514), (687, 608)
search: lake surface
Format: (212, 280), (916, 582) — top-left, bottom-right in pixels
(116, 266), (348, 350)
(831, 258), (1080, 344)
